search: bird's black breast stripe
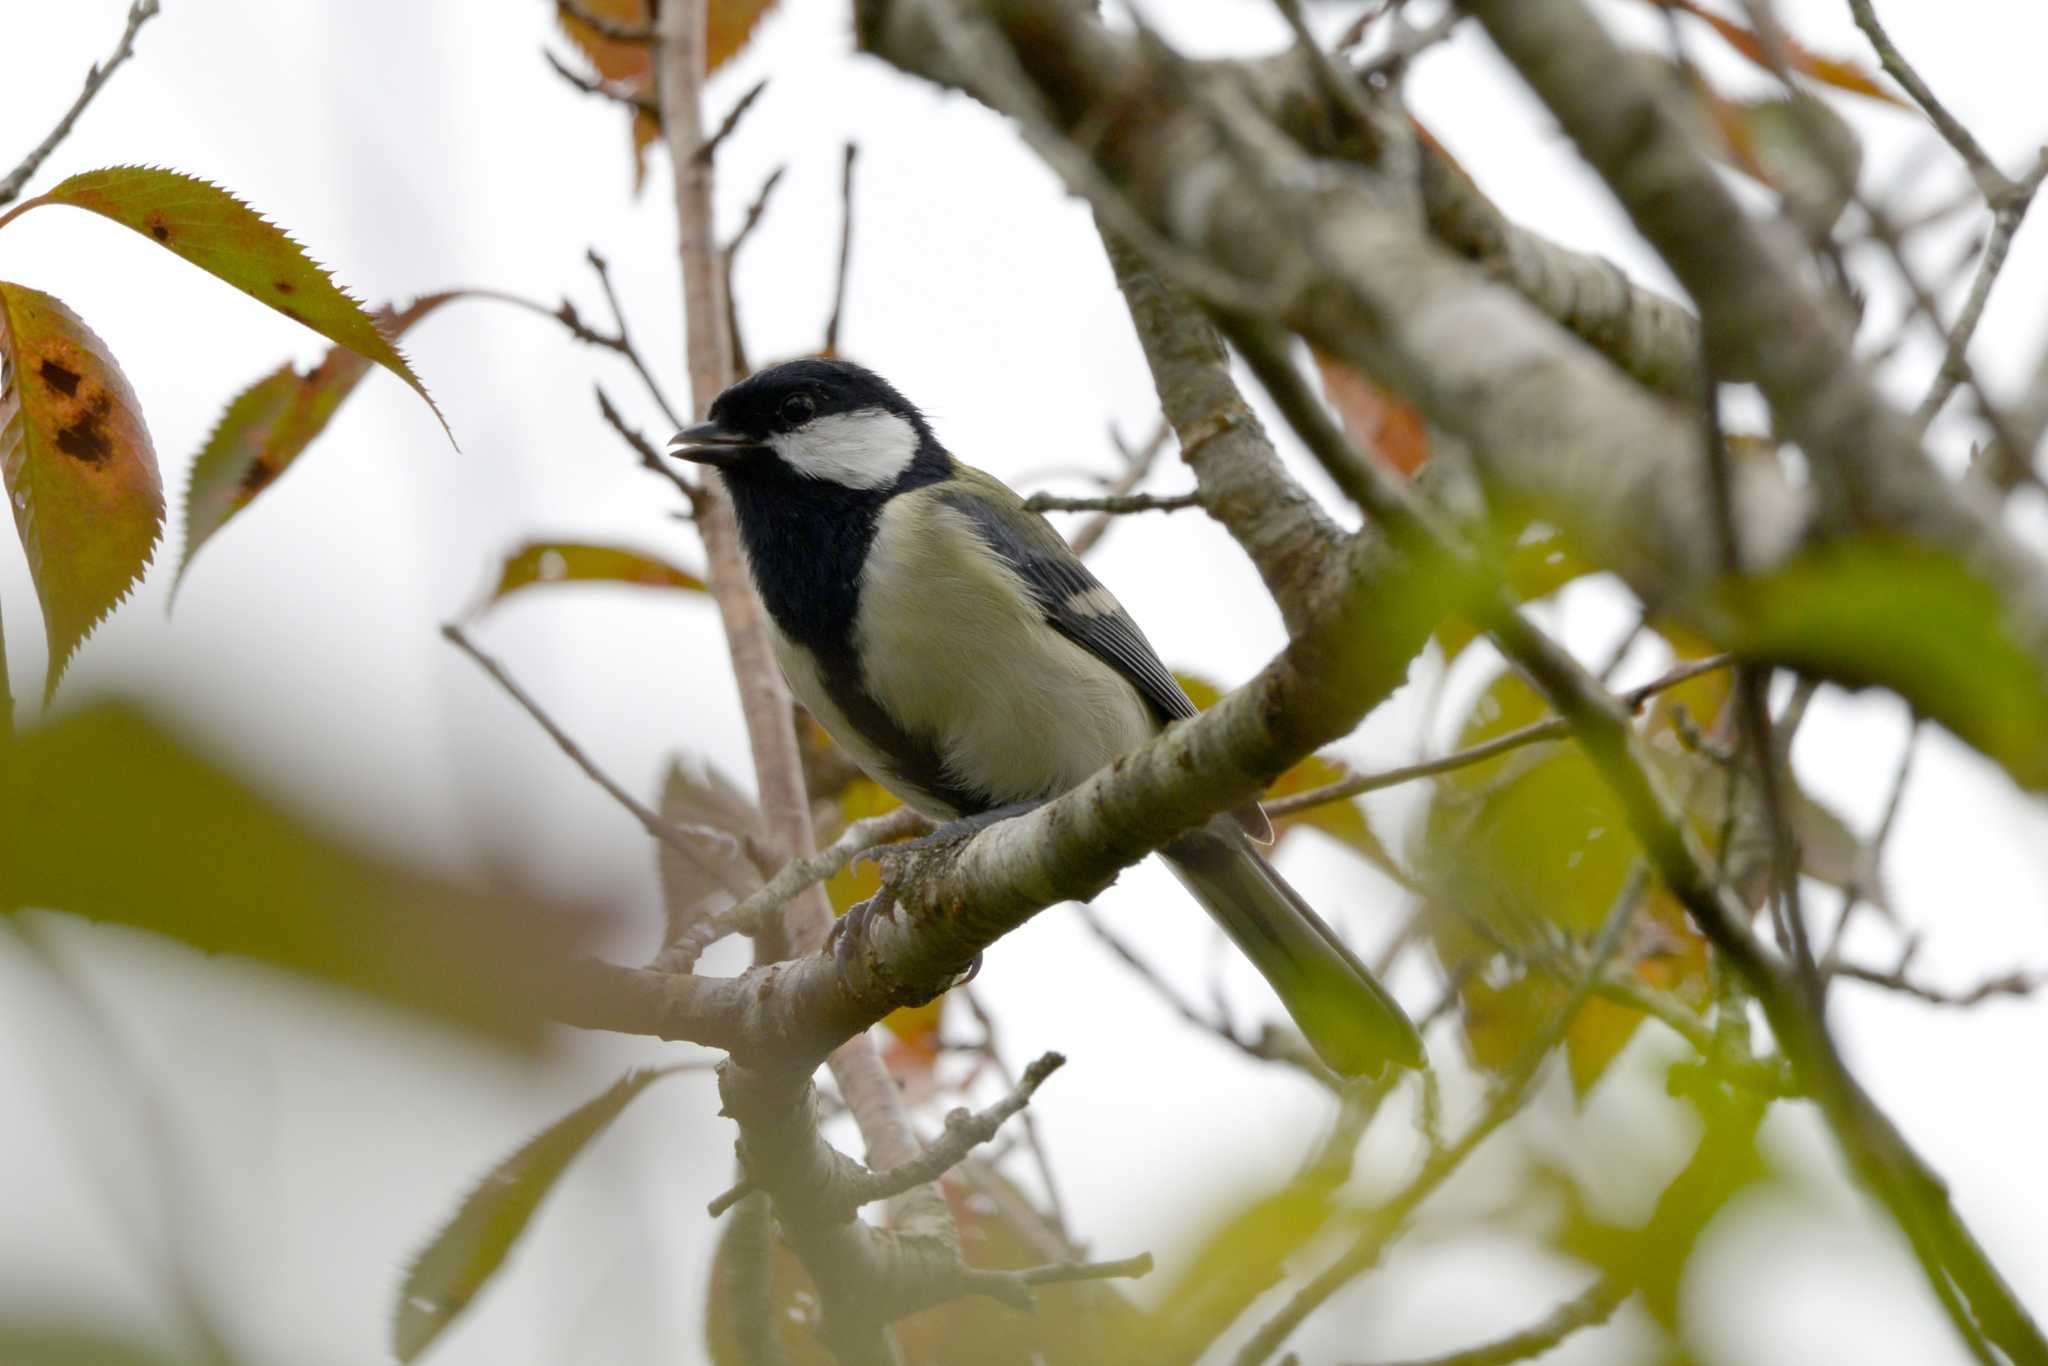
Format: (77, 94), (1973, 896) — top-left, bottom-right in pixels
(724, 449), (990, 818)
(937, 490), (1198, 727)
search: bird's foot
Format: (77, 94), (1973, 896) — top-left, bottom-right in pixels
(896, 799), (1048, 854)
(829, 885), (896, 972)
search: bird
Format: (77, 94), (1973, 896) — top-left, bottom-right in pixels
(666, 357), (1423, 1076)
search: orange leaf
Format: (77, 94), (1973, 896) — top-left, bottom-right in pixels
(1311, 348), (1430, 475)
(1648, 0), (1905, 106)
(177, 295), (455, 598)
(557, 0), (780, 188)
(0, 282), (164, 696)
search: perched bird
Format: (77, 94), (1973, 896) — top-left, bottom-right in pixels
(667, 358), (1422, 1076)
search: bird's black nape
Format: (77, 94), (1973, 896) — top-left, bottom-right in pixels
(707, 356), (930, 443)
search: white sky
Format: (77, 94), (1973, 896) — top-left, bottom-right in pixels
(1, 2), (2044, 1364)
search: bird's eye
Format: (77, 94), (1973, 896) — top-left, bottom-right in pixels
(780, 393), (816, 425)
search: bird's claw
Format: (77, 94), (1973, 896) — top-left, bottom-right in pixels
(830, 888), (891, 972)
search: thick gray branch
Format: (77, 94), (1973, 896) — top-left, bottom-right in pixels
(1461, 0), (2048, 716)
(856, 0), (1805, 633)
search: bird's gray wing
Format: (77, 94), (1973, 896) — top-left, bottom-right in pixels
(936, 468), (1198, 727)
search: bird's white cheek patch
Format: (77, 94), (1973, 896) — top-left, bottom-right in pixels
(769, 409), (919, 489)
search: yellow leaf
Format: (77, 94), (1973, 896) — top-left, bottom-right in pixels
(476, 540), (707, 614)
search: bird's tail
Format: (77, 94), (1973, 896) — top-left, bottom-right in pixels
(1161, 820), (1423, 1077)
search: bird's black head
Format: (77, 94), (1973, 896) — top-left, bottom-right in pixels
(666, 358), (943, 492)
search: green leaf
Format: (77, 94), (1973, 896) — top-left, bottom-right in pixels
(1174, 670), (1402, 877)
(1129, 1185), (1333, 1362)
(0, 282), (164, 697)
(175, 294), (454, 598)
(1438, 519), (1595, 664)
(24, 168), (444, 435)
(1, 700), (599, 1042)
(1722, 538), (2048, 789)
(0, 1323), (186, 1366)
(475, 540), (707, 614)
(395, 1065), (695, 1362)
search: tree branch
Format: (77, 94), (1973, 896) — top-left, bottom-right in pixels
(0, 0), (160, 208)
(838, 1052), (1065, 1212)
(1020, 489), (1200, 516)
(1342, 1274), (1627, 1366)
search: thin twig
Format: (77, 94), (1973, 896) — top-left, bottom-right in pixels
(824, 143), (859, 355)
(556, 0), (655, 44)
(1264, 654), (1735, 819)
(961, 987), (1073, 1240)
(0, 0), (161, 208)
(1845, 0), (2004, 198)
(1342, 1273), (1628, 1366)
(694, 78), (770, 164)
(1066, 419), (1173, 558)
(544, 48), (661, 118)
(1833, 964), (2045, 1008)
(654, 805), (929, 971)
(841, 1053), (1066, 1209)
(1022, 489), (1202, 515)
(1074, 904), (1336, 1085)
(1018, 1253), (1154, 1287)
(722, 165), (788, 375)
(596, 382), (700, 509)
(442, 623), (708, 863)
(1237, 869), (1649, 1365)
(586, 248), (687, 429)
(1823, 717), (1918, 975)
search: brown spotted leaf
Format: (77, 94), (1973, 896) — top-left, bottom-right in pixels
(0, 282), (163, 696)
(395, 1065), (695, 1362)
(176, 294), (454, 598)
(475, 540), (707, 614)
(23, 168), (445, 434)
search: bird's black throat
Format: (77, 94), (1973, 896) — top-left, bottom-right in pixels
(719, 440), (984, 815)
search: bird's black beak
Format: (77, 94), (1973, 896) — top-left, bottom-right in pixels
(666, 420), (759, 468)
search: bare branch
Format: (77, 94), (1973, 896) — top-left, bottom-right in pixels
(596, 382), (700, 510)
(695, 77), (769, 164)
(441, 623), (709, 862)
(1343, 1273), (1627, 1366)
(544, 48), (661, 118)
(654, 805), (929, 972)
(824, 143), (859, 355)
(1021, 489), (1201, 516)
(1063, 420), (1172, 557)
(1845, 0), (2003, 197)
(1238, 868), (1648, 1364)
(556, 0), (655, 44)
(840, 1052), (1066, 1210)
(1264, 653), (1735, 819)
(1834, 963), (2046, 1009)
(586, 247), (688, 430)
(0, 0), (161, 208)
